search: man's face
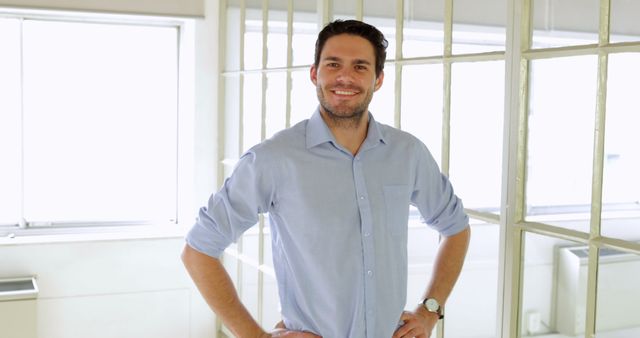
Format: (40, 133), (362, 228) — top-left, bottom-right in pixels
(310, 34), (384, 124)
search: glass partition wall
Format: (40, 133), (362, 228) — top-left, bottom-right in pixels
(217, 0), (640, 337)
(510, 0), (640, 338)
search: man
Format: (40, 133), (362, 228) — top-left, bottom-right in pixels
(182, 20), (470, 338)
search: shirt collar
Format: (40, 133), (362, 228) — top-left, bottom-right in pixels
(306, 107), (387, 150)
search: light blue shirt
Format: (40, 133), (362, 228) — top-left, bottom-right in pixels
(186, 109), (469, 338)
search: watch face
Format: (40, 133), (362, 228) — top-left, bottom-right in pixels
(425, 298), (439, 312)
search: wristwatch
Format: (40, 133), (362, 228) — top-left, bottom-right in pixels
(420, 297), (444, 319)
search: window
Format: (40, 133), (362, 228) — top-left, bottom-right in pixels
(514, 0), (640, 337)
(0, 18), (22, 226)
(220, 1), (504, 337)
(0, 12), (185, 230)
(219, 1), (640, 338)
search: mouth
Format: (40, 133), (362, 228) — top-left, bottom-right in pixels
(331, 89), (360, 97)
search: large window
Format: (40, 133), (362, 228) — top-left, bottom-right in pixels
(218, 1), (640, 338)
(515, 0), (640, 337)
(0, 12), (185, 231)
(220, 0), (504, 337)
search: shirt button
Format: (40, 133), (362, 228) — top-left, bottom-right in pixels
(360, 196), (365, 200)
(364, 232), (370, 237)
(367, 270), (373, 277)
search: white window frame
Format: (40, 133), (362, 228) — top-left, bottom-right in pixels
(218, 0), (640, 337)
(0, 7), (195, 238)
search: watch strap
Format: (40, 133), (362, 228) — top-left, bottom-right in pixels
(420, 298), (444, 319)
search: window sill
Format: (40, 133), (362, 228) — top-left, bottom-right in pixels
(0, 224), (189, 246)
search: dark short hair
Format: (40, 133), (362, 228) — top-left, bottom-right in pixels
(314, 20), (388, 77)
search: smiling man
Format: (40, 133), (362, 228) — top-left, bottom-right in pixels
(313, 33), (380, 124)
(182, 20), (470, 338)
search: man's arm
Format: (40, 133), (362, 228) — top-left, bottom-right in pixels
(181, 244), (322, 338)
(393, 226), (471, 338)
(181, 244), (266, 338)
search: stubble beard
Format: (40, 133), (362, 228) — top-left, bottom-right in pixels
(317, 85), (373, 129)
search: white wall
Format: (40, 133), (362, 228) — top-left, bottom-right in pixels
(0, 236), (216, 338)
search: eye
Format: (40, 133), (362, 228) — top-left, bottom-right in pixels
(355, 65), (368, 71)
(326, 62), (340, 68)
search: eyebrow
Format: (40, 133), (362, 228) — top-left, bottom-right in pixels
(323, 56), (372, 65)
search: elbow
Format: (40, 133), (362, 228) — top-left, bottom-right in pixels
(444, 225), (471, 251)
(181, 244), (195, 269)
(460, 225), (471, 245)
(463, 224), (471, 239)
(181, 243), (221, 270)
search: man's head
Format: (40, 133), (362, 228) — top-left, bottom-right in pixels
(311, 20), (388, 127)
(314, 20), (388, 78)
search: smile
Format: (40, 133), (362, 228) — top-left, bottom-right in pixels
(333, 90), (359, 96)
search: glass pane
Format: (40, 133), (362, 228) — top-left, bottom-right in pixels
(224, 75), (241, 160)
(22, 20), (178, 223)
(526, 56), (597, 231)
(226, 6), (242, 71)
(406, 207), (441, 307)
(268, 2), (288, 69)
(521, 232), (585, 337)
(245, 12), (264, 70)
(596, 250), (640, 337)
(401, 64), (443, 167)
(0, 18), (21, 225)
(403, 0), (444, 58)
(292, 10), (316, 67)
(261, 219), (279, 328)
(334, 0), (357, 20)
(368, 64), (395, 127)
(266, 72), (287, 139)
(610, 0), (640, 43)
(359, 5), (396, 127)
(364, 3), (397, 60)
(242, 227), (260, 264)
(290, 70), (318, 125)
(445, 222), (499, 338)
(453, 0), (506, 54)
(241, 263), (260, 320)
(532, 0), (599, 49)
(450, 61), (504, 212)
(602, 53), (640, 240)
(243, 73), (263, 152)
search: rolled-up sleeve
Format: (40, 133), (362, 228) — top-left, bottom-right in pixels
(186, 149), (276, 258)
(411, 142), (469, 237)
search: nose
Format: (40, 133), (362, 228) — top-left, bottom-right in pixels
(335, 67), (355, 84)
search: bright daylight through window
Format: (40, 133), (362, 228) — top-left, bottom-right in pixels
(0, 16), (179, 229)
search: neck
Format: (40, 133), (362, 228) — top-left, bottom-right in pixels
(320, 108), (369, 156)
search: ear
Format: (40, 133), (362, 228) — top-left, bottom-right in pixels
(310, 64), (318, 86)
(374, 70), (384, 92)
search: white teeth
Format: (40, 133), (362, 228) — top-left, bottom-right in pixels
(335, 90), (356, 95)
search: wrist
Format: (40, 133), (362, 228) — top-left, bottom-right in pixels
(415, 305), (440, 322)
(418, 297), (444, 320)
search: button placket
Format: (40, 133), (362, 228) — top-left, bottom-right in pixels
(352, 155), (376, 337)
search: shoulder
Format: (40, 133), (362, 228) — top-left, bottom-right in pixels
(377, 122), (429, 152)
(375, 122), (440, 172)
(244, 119), (308, 161)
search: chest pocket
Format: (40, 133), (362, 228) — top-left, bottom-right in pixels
(383, 185), (411, 237)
